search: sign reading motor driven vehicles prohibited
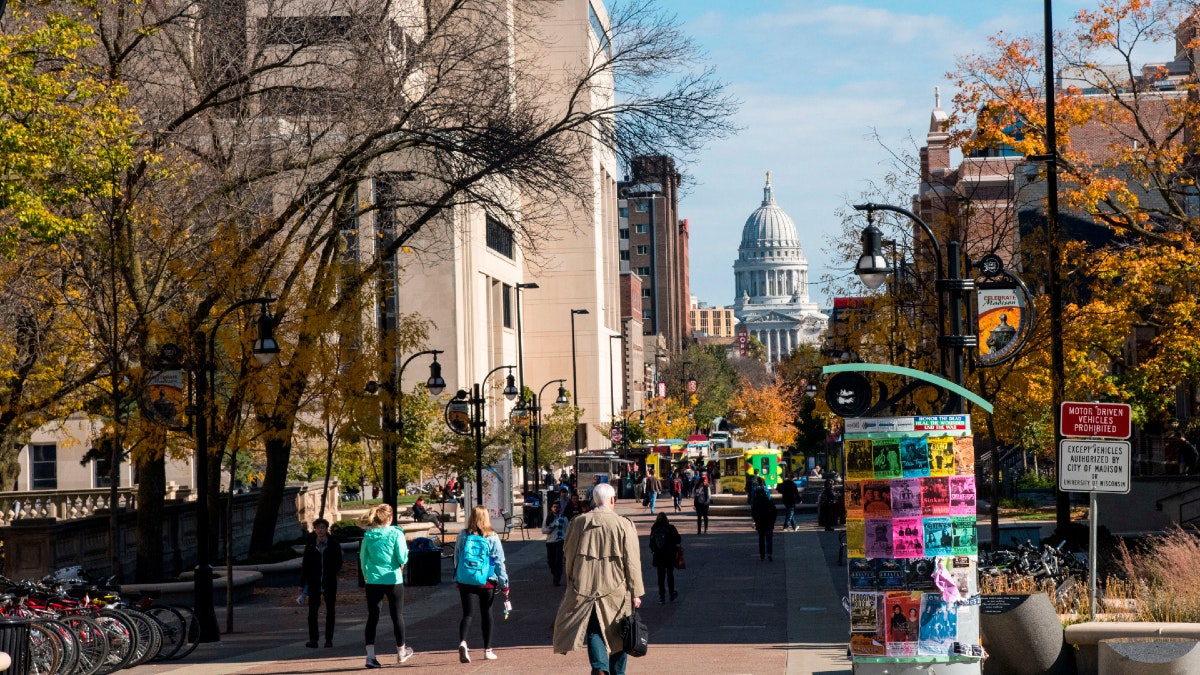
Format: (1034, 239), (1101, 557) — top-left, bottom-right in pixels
(1058, 439), (1131, 493)
(1060, 402), (1132, 439)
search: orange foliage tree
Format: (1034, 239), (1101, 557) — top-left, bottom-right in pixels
(728, 377), (799, 449)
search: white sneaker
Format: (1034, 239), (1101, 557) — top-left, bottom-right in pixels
(458, 641), (470, 663)
(484, 649), (498, 660)
(399, 645), (414, 663)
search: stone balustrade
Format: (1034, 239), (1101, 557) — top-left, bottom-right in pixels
(0, 487), (139, 526)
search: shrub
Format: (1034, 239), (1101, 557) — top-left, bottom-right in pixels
(331, 521), (365, 540)
(1113, 526), (1200, 622)
(1016, 473), (1056, 489)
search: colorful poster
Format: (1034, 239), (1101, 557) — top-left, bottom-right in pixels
(851, 591), (883, 633)
(862, 481), (892, 518)
(928, 437), (954, 476)
(953, 437), (975, 475)
(892, 517), (924, 558)
(978, 285), (1023, 364)
(845, 481), (864, 518)
(951, 516), (978, 555)
(906, 557), (938, 591)
(891, 478), (921, 517)
(865, 518), (893, 558)
(947, 555), (978, 601)
(875, 558), (907, 590)
(900, 437), (931, 477)
(873, 439), (902, 478)
(849, 633), (887, 656)
(849, 557), (876, 590)
(949, 476), (977, 516)
(885, 592), (922, 656)
(846, 439), (875, 480)
(922, 517), (952, 556)
(918, 593), (958, 656)
(846, 519), (865, 559)
(920, 476), (949, 516)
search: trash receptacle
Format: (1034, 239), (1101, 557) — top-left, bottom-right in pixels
(523, 491), (543, 529)
(0, 616), (30, 674)
(619, 475), (634, 500)
(406, 537), (442, 586)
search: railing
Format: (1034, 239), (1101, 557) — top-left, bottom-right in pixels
(0, 487), (142, 526)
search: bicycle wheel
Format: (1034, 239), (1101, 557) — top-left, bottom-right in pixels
(93, 609), (137, 674)
(40, 619), (79, 675)
(123, 607), (163, 667)
(27, 620), (64, 675)
(169, 605), (200, 660)
(62, 615), (110, 675)
(145, 605), (186, 661)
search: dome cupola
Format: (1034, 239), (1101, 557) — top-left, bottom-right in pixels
(739, 172), (801, 250)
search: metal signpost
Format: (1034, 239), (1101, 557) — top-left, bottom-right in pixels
(1057, 402), (1131, 617)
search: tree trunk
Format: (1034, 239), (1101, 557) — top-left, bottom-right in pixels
(135, 454), (166, 582)
(250, 432), (292, 552)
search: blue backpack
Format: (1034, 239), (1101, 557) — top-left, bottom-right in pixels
(455, 533), (494, 586)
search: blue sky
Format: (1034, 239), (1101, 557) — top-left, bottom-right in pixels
(669, 1), (1173, 308)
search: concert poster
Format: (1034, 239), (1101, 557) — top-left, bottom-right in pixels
(890, 478), (921, 517)
(951, 516), (978, 555)
(921, 517), (952, 556)
(845, 481), (864, 518)
(846, 518), (865, 559)
(872, 439), (902, 479)
(885, 591), (922, 657)
(900, 437), (931, 478)
(862, 480), (892, 518)
(919, 476), (949, 516)
(846, 439), (875, 480)
(928, 437), (954, 476)
(851, 591), (883, 633)
(891, 517), (924, 558)
(949, 476), (977, 516)
(849, 557), (876, 590)
(875, 558), (907, 590)
(918, 593), (958, 656)
(865, 518), (893, 558)
(953, 437), (975, 475)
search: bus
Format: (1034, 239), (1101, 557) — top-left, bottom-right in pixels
(716, 447), (785, 493)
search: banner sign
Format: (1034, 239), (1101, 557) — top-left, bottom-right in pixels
(145, 369), (186, 430)
(977, 285), (1024, 365)
(845, 416), (971, 436)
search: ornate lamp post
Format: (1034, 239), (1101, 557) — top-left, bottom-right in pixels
(532, 379), (568, 491)
(446, 366), (518, 505)
(193, 296), (279, 643)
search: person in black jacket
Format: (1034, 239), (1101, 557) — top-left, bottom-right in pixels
(299, 518), (344, 648)
(750, 478), (779, 561)
(776, 473), (800, 531)
(648, 513), (681, 603)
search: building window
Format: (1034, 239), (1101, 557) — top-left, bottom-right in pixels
(636, 245), (648, 255)
(486, 215), (514, 259)
(588, 4), (611, 56)
(637, 266), (651, 276)
(31, 443), (57, 490)
(642, 288), (652, 297)
(635, 224), (648, 234)
(618, 207), (629, 218)
(619, 250), (630, 261)
(635, 202), (649, 212)
(619, 227), (629, 240)
(643, 310), (652, 320)
(94, 453), (115, 488)
(502, 283), (513, 328)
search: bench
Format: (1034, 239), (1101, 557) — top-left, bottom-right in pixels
(1065, 622), (1200, 675)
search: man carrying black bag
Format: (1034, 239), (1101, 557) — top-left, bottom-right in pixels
(552, 482), (645, 675)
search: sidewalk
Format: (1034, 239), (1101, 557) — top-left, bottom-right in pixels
(131, 501), (853, 674)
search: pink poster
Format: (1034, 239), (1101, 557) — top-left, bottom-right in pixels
(949, 476), (977, 516)
(892, 517), (924, 559)
(865, 518), (893, 558)
(891, 478), (922, 517)
(920, 476), (949, 516)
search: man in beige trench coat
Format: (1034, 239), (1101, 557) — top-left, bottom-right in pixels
(552, 482), (645, 675)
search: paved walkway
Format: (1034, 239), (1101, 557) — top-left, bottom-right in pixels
(131, 501), (853, 674)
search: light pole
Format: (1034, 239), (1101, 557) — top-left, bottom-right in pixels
(570, 308), (589, 487)
(515, 283), (538, 492)
(447, 366), (518, 505)
(370, 350), (446, 524)
(532, 379), (568, 491)
(608, 333), (623, 440)
(194, 296), (280, 643)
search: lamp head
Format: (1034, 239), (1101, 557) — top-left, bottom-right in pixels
(855, 220), (890, 290)
(571, 308), (589, 315)
(252, 303), (280, 366)
(556, 386), (569, 405)
(503, 371), (519, 400)
(425, 353), (446, 396)
(516, 282), (540, 290)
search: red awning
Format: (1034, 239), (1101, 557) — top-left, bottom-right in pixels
(687, 434), (709, 442)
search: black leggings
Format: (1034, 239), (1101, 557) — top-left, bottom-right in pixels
(364, 583), (405, 647)
(695, 503), (710, 533)
(459, 585), (497, 648)
(655, 565), (675, 600)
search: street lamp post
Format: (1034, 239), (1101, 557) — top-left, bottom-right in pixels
(532, 379), (568, 491)
(570, 308), (589, 486)
(373, 350), (446, 524)
(193, 296), (280, 643)
(447, 366), (518, 505)
(515, 283), (539, 493)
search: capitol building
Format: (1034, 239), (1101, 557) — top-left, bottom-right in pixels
(732, 173), (828, 363)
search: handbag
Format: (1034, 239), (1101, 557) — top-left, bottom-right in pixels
(641, 494), (649, 507)
(675, 546), (686, 570)
(619, 607), (648, 657)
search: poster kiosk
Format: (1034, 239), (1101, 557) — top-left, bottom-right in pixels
(842, 414), (984, 675)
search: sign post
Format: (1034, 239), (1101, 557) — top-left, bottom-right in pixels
(1058, 402), (1131, 617)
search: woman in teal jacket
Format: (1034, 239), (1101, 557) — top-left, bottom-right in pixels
(359, 504), (412, 668)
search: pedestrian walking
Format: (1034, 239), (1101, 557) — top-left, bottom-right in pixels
(693, 475), (713, 534)
(671, 474), (683, 512)
(299, 518), (343, 648)
(777, 473), (800, 531)
(454, 505), (510, 663)
(541, 500), (569, 586)
(643, 467), (662, 514)
(750, 478), (778, 561)
(358, 504), (413, 668)
(552, 482), (645, 675)
(648, 513), (681, 604)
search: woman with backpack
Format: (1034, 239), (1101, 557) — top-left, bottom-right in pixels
(358, 504), (413, 668)
(454, 505), (510, 663)
(693, 474), (713, 534)
(750, 477), (779, 561)
(671, 473), (683, 512)
(648, 513), (681, 603)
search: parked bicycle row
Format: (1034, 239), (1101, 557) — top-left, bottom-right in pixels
(978, 540), (1088, 586)
(0, 567), (201, 674)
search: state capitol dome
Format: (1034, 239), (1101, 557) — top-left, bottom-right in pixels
(732, 172), (827, 364)
(740, 172), (802, 252)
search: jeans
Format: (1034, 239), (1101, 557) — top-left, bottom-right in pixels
(364, 583), (405, 647)
(586, 609), (627, 675)
(672, 493), (681, 511)
(757, 528), (774, 559)
(783, 504), (796, 530)
(546, 540), (564, 584)
(458, 585), (496, 649)
(307, 584), (336, 643)
(648, 492), (657, 513)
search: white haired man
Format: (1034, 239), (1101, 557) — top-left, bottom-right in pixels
(551, 482), (644, 675)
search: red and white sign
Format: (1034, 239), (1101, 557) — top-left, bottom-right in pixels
(1060, 402), (1131, 439)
